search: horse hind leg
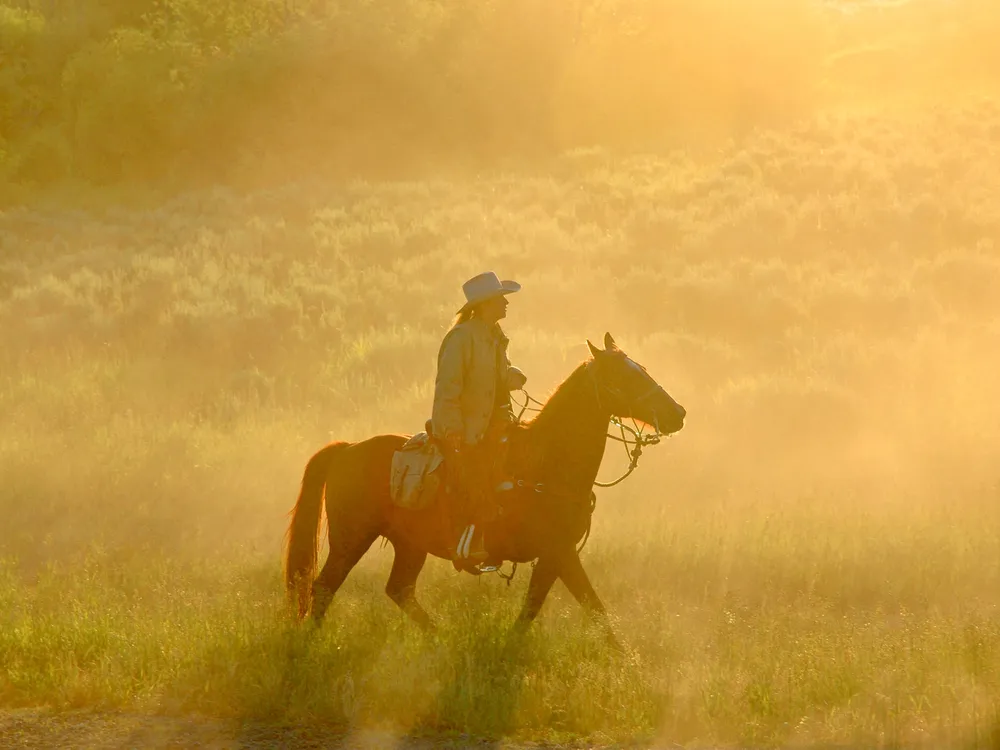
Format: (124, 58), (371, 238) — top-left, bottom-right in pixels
(311, 530), (379, 624)
(385, 540), (433, 631)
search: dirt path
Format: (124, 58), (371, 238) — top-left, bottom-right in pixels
(0, 709), (572, 750)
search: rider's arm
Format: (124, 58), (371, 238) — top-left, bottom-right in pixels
(431, 326), (468, 449)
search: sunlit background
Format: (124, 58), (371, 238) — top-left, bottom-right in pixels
(1, 0), (999, 747)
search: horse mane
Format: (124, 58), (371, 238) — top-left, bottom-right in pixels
(510, 360), (593, 472)
(521, 360), (591, 431)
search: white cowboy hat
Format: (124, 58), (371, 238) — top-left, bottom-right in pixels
(458, 271), (521, 313)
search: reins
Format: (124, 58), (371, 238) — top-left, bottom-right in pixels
(510, 379), (667, 539)
(485, 368), (671, 583)
(595, 416), (663, 488)
(510, 372), (668, 490)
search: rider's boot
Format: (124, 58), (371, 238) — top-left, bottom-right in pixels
(452, 523), (489, 572)
(465, 524), (488, 561)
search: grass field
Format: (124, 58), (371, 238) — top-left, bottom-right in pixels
(3, 2), (1000, 748)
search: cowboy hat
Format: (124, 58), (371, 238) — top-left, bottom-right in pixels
(458, 271), (521, 313)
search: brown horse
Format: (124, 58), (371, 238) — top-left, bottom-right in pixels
(283, 333), (686, 644)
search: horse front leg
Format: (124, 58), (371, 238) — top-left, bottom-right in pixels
(557, 550), (623, 652)
(513, 555), (560, 629)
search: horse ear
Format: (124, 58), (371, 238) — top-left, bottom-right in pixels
(587, 339), (602, 359)
(604, 332), (618, 351)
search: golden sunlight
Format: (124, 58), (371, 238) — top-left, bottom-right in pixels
(1, 0), (998, 747)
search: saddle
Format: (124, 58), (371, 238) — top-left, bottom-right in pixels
(389, 425), (445, 510)
(389, 419), (515, 512)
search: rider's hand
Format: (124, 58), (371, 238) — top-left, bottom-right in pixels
(507, 366), (527, 391)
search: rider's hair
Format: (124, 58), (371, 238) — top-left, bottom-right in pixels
(448, 306), (477, 331)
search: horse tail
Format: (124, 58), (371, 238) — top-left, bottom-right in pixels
(283, 441), (348, 618)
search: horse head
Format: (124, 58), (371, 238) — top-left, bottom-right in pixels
(586, 332), (686, 436)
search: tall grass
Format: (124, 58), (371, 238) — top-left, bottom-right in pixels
(2, 490), (998, 744)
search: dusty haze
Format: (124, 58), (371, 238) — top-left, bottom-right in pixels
(1, 0), (999, 747)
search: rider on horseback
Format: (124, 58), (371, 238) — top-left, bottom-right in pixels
(431, 271), (527, 571)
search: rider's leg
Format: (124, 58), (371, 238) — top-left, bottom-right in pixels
(450, 443), (492, 566)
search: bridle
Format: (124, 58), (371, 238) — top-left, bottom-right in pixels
(489, 361), (675, 581)
(586, 360), (671, 487)
(511, 359), (673, 489)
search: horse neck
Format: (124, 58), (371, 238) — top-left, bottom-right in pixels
(521, 364), (610, 496)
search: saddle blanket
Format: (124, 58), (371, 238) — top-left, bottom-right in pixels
(390, 432), (445, 510)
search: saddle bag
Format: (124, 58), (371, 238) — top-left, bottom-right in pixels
(390, 432), (445, 510)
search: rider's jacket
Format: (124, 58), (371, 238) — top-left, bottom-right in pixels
(431, 317), (521, 446)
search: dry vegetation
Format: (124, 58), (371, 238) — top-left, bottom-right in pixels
(2, 0), (999, 192)
(2, 0), (1000, 748)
